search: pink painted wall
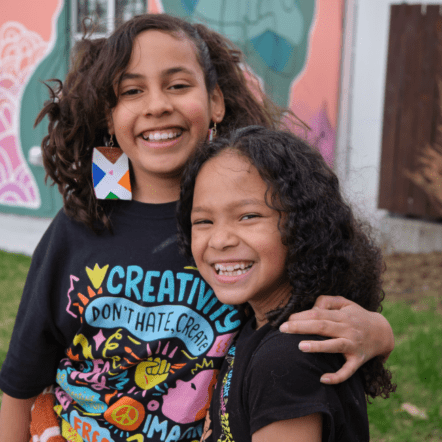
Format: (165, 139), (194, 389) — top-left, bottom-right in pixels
(289, 0), (345, 166)
(2, 0), (60, 41)
(0, 0), (61, 209)
(148, 0), (164, 14)
(151, 0), (344, 167)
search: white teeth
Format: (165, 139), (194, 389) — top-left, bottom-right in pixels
(214, 262), (253, 276)
(143, 131), (182, 141)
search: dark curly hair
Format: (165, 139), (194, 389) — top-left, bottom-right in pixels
(35, 14), (293, 233)
(177, 126), (395, 399)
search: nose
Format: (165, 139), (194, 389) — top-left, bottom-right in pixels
(143, 88), (173, 117)
(208, 222), (239, 250)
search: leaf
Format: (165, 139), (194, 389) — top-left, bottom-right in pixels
(400, 402), (428, 419)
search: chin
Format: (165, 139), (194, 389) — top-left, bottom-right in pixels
(212, 289), (248, 307)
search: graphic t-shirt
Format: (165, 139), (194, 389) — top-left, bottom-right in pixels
(0, 201), (244, 442)
(205, 317), (369, 442)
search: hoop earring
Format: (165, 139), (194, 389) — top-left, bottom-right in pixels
(207, 122), (217, 142)
(92, 135), (132, 200)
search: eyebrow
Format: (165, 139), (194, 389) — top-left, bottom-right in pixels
(120, 66), (196, 82)
(192, 198), (266, 213)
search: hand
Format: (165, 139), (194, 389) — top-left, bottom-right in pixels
(135, 357), (171, 390)
(279, 296), (394, 384)
(201, 410), (213, 442)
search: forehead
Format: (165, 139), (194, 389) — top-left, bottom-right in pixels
(195, 150), (266, 195)
(128, 29), (201, 71)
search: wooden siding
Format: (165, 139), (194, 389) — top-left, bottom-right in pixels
(378, 4), (442, 219)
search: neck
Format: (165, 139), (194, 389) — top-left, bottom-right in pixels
(132, 174), (181, 203)
(250, 282), (292, 329)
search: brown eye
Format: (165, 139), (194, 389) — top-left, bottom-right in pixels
(241, 214), (260, 221)
(192, 219), (212, 226)
(121, 88), (141, 96)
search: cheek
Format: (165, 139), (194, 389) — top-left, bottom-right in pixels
(113, 109), (134, 133)
(259, 233), (287, 264)
(182, 97), (210, 127)
(191, 233), (205, 263)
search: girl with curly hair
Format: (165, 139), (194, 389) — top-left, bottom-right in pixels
(177, 126), (396, 442)
(0, 14), (393, 442)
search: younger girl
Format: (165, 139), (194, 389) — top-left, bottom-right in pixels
(0, 14), (393, 442)
(177, 126), (396, 442)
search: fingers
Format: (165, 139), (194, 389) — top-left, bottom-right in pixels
(296, 337), (366, 384)
(159, 359), (169, 374)
(298, 337), (354, 355)
(280, 319), (348, 338)
(286, 307), (349, 324)
(145, 358), (170, 374)
(312, 295), (352, 310)
(319, 358), (361, 385)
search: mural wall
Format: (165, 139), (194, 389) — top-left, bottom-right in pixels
(153, 0), (344, 167)
(0, 0), (62, 216)
(0, 23), (47, 208)
(0, 0), (344, 217)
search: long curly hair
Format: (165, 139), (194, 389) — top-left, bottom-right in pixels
(35, 14), (290, 233)
(177, 126), (395, 399)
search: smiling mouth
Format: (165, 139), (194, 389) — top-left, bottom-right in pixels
(141, 129), (183, 141)
(214, 262), (254, 276)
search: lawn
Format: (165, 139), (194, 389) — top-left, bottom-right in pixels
(367, 300), (442, 441)
(0, 250), (31, 374)
(0, 249), (441, 441)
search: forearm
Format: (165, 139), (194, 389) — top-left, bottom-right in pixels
(373, 312), (394, 362)
(0, 393), (36, 442)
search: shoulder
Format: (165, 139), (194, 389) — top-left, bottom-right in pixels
(250, 330), (343, 378)
(31, 208), (96, 267)
(244, 329), (368, 440)
(39, 208), (89, 241)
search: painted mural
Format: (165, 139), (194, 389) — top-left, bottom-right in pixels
(0, 0), (62, 217)
(153, 0), (344, 166)
(0, 0), (343, 216)
(0, 22), (47, 208)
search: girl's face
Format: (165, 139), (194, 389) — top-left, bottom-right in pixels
(190, 150), (291, 320)
(108, 30), (225, 202)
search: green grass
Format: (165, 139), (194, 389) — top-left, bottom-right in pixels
(0, 250), (31, 406)
(0, 250), (31, 372)
(0, 250), (441, 440)
(368, 299), (442, 441)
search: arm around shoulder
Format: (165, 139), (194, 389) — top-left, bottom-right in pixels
(0, 393), (37, 442)
(252, 413), (322, 442)
(280, 296), (395, 383)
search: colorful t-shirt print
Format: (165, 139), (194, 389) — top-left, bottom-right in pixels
(55, 262), (240, 442)
(0, 203), (244, 442)
(216, 345), (236, 442)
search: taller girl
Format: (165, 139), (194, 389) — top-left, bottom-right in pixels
(0, 14), (393, 442)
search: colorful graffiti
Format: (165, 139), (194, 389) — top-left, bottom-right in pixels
(0, 21), (47, 207)
(156, 0), (343, 166)
(0, 0), (343, 214)
(288, 0), (344, 167)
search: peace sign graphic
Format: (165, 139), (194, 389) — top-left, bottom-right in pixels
(104, 397), (146, 431)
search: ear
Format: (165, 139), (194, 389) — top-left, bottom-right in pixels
(209, 84), (225, 124)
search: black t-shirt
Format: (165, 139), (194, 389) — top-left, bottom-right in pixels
(0, 201), (244, 442)
(206, 317), (369, 442)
